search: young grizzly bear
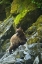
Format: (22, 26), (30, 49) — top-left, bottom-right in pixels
(9, 27), (27, 54)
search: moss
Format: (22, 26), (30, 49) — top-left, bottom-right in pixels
(1, 39), (10, 51)
(26, 15), (42, 44)
(14, 10), (28, 26)
(11, 0), (31, 14)
(32, 15), (42, 28)
(26, 26), (37, 35)
(27, 36), (39, 44)
(13, 3), (36, 31)
(27, 15), (42, 33)
(16, 54), (20, 58)
(37, 27), (42, 36)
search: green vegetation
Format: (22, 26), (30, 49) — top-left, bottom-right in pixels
(0, 0), (42, 59)
(32, 0), (42, 9)
(0, 0), (42, 21)
(26, 15), (42, 44)
(14, 10), (28, 26)
(11, 0), (31, 14)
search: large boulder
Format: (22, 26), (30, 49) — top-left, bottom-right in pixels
(14, 8), (42, 31)
(26, 15), (42, 44)
(0, 43), (42, 64)
(0, 16), (15, 58)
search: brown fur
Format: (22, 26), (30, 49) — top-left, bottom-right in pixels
(9, 27), (27, 54)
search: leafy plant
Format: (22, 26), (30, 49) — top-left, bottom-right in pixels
(31, 0), (42, 9)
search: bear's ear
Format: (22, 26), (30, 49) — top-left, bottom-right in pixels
(16, 27), (22, 31)
(19, 27), (21, 29)
(19, 27), (23, 32)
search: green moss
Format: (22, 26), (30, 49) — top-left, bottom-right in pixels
(27, 36), (39, 44)
(11, 0), (31, 14)
(27, 15), (42, 33)
(37, 27), (42, 36)
(16, 54), (20, 58)
(26, 15), (42, 44)
(26, 26), (37, 35)
(33, 15), (42, 28)
(14, 9), (28, 26)
(1, 39), (10, 51)
(13, 3), (36, 29)
(31, 0), (42, 9)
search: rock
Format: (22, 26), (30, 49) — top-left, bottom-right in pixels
(26, 15), (42, 44)
(0, 4), (6, 21)
(0, 16), (15, 58)
(24, 53), (31, 60)
(0, 43), (42, 64)
(15, 58), (24, 64)
(24, 54), (32, 64)
(14, 8), (42, 31)
(33, 56), (39, 64)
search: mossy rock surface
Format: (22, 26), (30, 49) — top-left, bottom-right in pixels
(11, 0), (32, 14)
(26, 15), (42, 44)
(12, 0), (42, 31)
(14, 8), (42, 31)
